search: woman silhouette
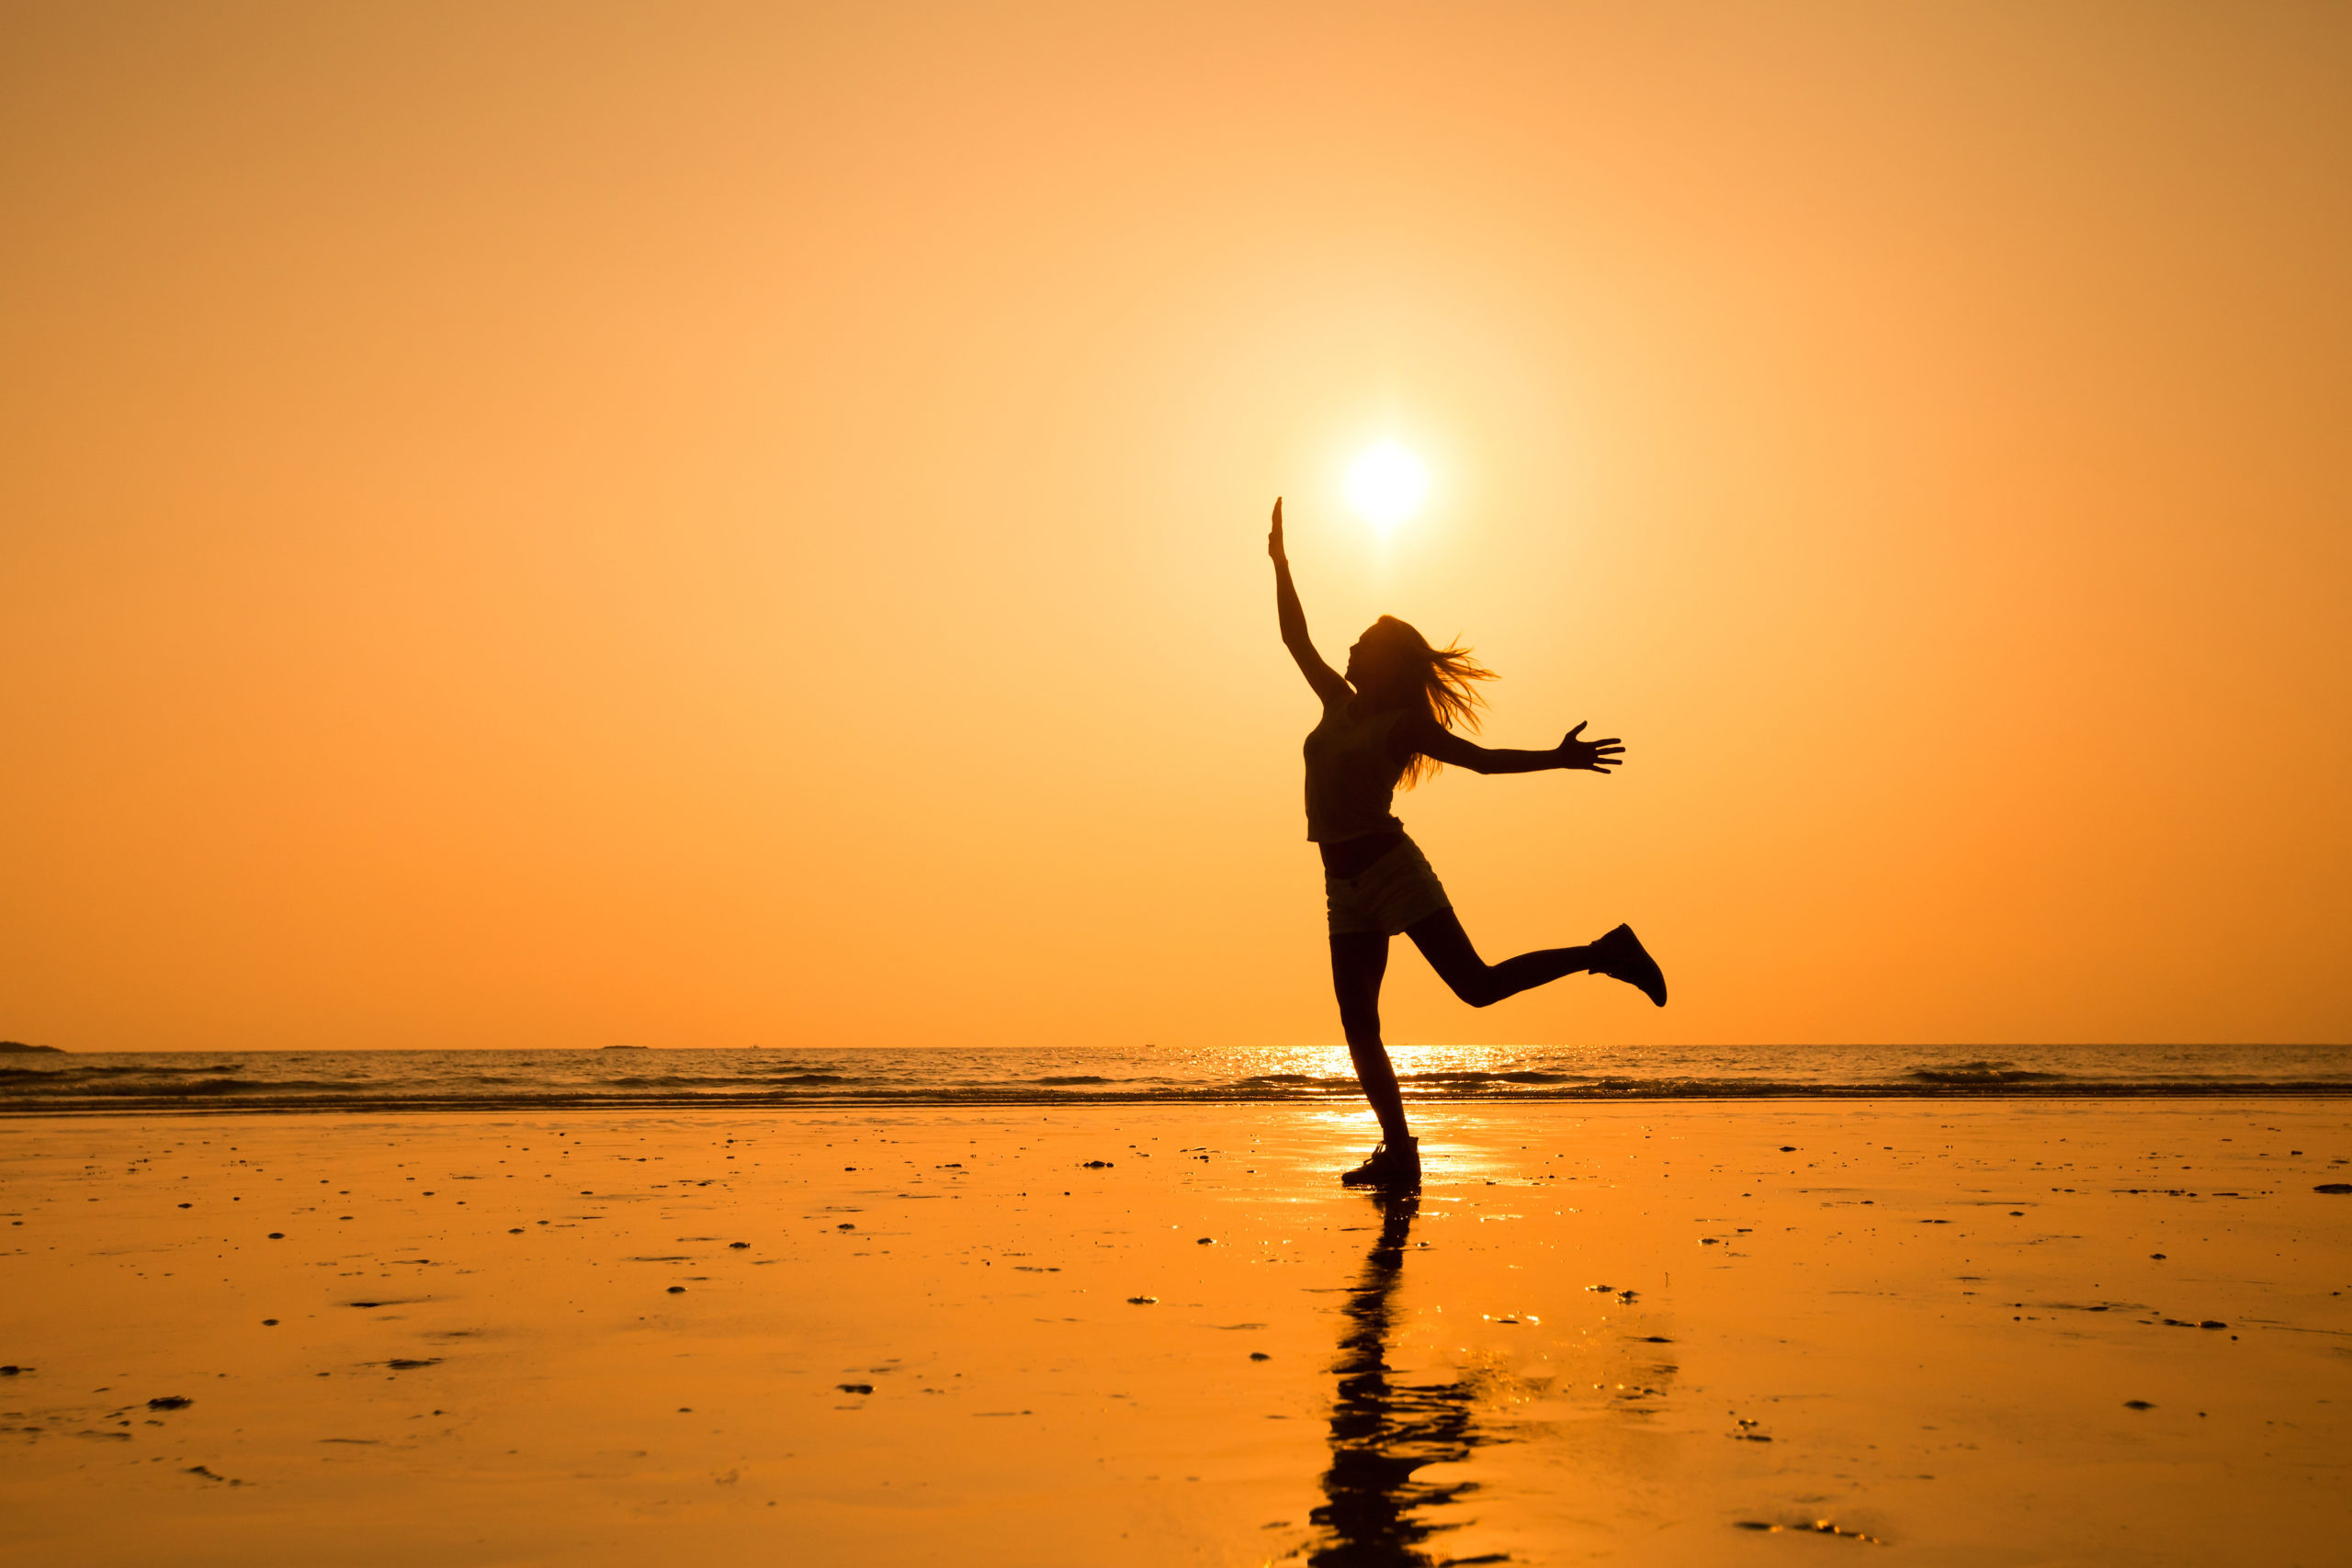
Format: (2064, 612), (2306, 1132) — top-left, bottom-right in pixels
(1270, 497), (1666, 1188)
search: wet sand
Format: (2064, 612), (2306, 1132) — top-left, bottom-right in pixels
(3, 1100), (2348, 1566)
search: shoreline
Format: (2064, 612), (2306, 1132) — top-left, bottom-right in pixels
(10, 1082), (2352, 1118)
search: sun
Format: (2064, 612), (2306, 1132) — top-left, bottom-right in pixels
(1344, 442), (1430, 531)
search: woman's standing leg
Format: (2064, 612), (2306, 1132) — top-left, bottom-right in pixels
(1330, 931), (1412, 1147)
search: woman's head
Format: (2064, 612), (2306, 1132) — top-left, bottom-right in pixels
(1345, 615), (1496, 787)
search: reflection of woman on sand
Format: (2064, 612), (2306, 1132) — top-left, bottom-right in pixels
(1270, 498), (1667, 1188)
(1311, 1190), (1485, 1565)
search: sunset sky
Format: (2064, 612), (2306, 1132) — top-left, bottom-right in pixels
(4, 2), (2346, 1053)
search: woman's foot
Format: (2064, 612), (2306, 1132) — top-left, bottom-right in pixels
(1340, 1137), (1421, 1189)
(1589, 924), (1667, 1006)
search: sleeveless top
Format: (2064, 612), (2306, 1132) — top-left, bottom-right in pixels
(1303, 697), (1410, 842)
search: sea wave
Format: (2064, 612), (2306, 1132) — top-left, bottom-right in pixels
(4, 1043), (2346, 1116)
(1908, 1060), (2067, 1085)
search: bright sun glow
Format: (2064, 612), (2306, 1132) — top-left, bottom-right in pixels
(1344, 442), (1430, 531)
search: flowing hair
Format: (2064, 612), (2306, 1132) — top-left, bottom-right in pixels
(1360, 615), (1497, 789)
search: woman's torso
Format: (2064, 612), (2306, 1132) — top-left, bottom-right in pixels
(1305, 698), (1416, 870)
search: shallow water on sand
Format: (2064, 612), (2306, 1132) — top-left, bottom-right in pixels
(3, 1101), (2349, 1566)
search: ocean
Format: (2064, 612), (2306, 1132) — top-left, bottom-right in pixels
(2, 1041), (2346, 1115)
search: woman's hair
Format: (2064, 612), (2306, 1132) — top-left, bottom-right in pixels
(1360, 615), (1497, 789)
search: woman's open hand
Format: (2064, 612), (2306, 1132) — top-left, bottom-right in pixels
(1268, 497), (1287, 565)
(1557, 721), (1624, 773)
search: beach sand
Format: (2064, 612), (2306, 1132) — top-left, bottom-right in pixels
(3, 1100), (2348, 1566)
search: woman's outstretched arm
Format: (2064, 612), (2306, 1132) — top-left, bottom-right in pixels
(1405, 716), (1625, 775)
(1269, 498), (1350, 704)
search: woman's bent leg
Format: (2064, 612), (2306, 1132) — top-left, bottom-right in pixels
(1329, 932), (1412, 1146)
(1405, 909), (1591, 1009)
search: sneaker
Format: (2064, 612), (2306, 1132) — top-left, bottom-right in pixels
(1340, 1137), (1421, 1189)
(1589, 924), (1667, 1007)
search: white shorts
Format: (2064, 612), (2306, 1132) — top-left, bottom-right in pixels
(1325, 836), (1453, 937)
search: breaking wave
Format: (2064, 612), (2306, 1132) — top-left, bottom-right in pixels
(2, 1043), (2345, 1116)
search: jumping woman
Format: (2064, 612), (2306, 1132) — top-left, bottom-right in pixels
(1270, 497), (1667, 1189)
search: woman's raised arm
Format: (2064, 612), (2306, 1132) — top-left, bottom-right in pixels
(1270, 498), (1350, 703)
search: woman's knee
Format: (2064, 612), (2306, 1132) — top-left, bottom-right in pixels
(1439, 967), (1506, 1008)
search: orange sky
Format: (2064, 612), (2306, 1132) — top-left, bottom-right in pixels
(4, 2), (2346, 1053)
